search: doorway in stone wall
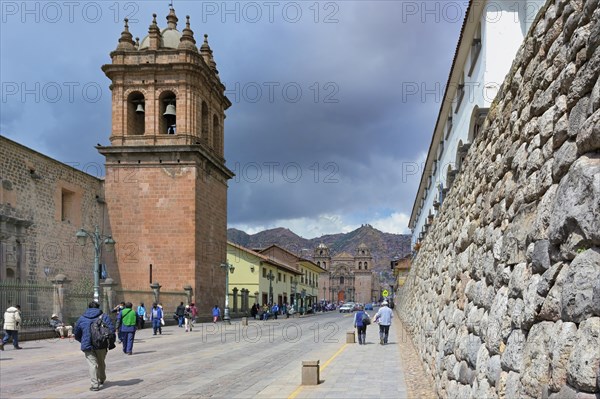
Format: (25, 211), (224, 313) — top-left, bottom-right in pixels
(338, 291), (345, 303)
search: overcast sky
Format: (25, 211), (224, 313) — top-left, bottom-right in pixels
(1, 0), (467, 238)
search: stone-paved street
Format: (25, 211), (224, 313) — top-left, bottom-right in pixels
(0, 310), (433, 398)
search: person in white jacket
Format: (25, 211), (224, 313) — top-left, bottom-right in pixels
(1, 305), (23, 350)
(373, 301), (393, 345)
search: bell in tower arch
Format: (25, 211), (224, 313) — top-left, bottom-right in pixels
(163, 102), (176, 134)
(163, 103), (176, 117)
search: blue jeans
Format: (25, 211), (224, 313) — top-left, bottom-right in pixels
(2, 330), (19, 347)
(178, 315), (184, 327)
(152, 319), (162, 334)
(121, 331), (135, 353)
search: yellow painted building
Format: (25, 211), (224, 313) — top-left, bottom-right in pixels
(226, 242), (301, 313)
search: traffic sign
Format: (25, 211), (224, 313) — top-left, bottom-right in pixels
(382, 289), (389, 297)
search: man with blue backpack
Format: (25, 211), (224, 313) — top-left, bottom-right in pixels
(74, 301), (115, 392)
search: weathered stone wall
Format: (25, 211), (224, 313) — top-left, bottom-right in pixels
(398, 1), (599, 398)
(0, 135), (107, 286)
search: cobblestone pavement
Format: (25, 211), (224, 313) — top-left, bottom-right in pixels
(0, 309), (430, 398)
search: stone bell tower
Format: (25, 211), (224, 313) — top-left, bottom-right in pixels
(98, 8), (233, 315)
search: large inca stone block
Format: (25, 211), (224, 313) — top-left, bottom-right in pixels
(532, 239), (552, 273)
(566, 317), (600, 392)
(508, 263), (530, 298)
(549, 321), (578, 392)
(537, 262), (564, 297)
(552, 140), (578, 181)
(521, 322), (556, 397)
(576, 109), (600, 154)
(559, 249), (600, 322)
(486, 287), (511, 355)
(549, 154), (600, 252)
(522, 274), (543, 330)
(501, 329), (526, 373)
(487, 355), (502, 386)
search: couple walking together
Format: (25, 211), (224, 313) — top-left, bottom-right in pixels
(353, 301), (393, 345)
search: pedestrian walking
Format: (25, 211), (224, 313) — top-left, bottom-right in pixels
(212, 305), (220, 323)
(282, 303), (289, 319)
(150, 303), (163, 335)
(353, 304), (370, 345)
(117, 302), (137, 355)
(50, 314), (73, 338)
(73, 301), (115, 391)
(189, 303), (198, 329)
(175, 302), (185, 327)
(137, 303), (146, 329)
(1, 304), (22, 350)
(112, 302), (125, 343)
(373, 300), (393, 345)
(250, 303), (258, 320)
(158, 303), (165, 327)
(184, 305), (193, 332)
(271, 303), (279, 320)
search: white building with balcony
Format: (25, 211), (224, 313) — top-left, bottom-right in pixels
(408, 0), (546, 249)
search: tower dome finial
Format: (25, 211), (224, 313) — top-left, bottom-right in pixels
(200, 34), (219, 74)
(116, 18), (135, 51)
(166, 6), (178, 29)
(178, 15), (197, 51)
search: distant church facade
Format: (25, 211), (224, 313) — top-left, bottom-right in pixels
(315, 243), (378, 304)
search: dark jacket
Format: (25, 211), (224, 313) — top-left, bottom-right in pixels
(74, 308), (115, 351)
(176, 304), (185, 317)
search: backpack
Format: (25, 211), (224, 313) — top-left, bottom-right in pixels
(90, 315), (116, 350)
(362, 312), (371, 325)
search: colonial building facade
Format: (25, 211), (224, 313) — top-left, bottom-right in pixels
(315, 243), (378, 304)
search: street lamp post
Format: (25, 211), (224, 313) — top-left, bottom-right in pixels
(220, 262), (235, 324)
(267, 270), (274, 304)
(291, 276), (298, 312)
(76, 225), (115, 303)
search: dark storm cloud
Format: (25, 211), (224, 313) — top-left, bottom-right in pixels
(1, 1), (464, 236)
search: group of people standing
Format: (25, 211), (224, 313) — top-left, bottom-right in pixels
(249, 303), (291, 320)
(353, 301), (394, 345)
(175, 302), (198, 331)
(73, 300), (170, 391)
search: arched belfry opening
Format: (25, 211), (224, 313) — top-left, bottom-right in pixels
(201, 101), (209, 141)
(159, 91), (177, 135)
(127, 92), (145, 135)
(213, 114), (221, 154)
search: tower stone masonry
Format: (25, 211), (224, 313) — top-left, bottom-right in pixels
(98, 8), (233, 315)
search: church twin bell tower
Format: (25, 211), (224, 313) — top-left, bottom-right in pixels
(98, 8), (233, 315)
